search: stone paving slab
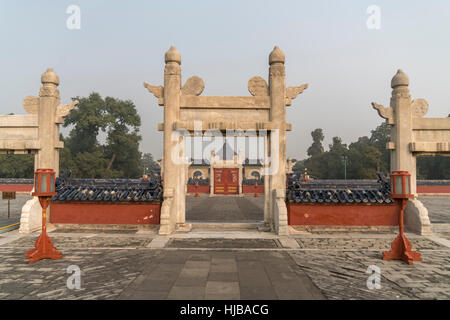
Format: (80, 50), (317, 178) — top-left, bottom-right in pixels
(3, 235), (152, 249)
(186, 195), (264, 222)
(419, 196), (450, 224)
(288, 250), (450, 300)
(295, 236), (448, 251)
(0, 229), (449, 300)
(0, 247), (160, 300)
(167, 238), (280, 248)
(119, 250), (324, 300)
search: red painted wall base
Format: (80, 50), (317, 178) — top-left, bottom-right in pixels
(0, 185), (33, 192)
(50, 202), (161, 225)
(287, 202), (401, 226)
(417, 186), (450, 194)
(242, 185), (264, 194)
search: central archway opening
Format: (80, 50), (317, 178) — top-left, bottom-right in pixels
(185, 133), (265, 224)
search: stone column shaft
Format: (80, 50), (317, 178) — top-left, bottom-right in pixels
(268, 47), (287, 226)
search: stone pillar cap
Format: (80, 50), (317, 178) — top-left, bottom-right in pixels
(391, 69), (409, 88)
(269, 46), (285, 65)
(41, 68), (59, 86)
(165, 46), (181, 65)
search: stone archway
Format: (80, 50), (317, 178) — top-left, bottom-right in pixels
(144, 46), (308, 235)
(0, 68), (77, 233)
(372, 69), (450, 235)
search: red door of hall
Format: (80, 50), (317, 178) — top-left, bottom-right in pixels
(214, 168), (239, 194)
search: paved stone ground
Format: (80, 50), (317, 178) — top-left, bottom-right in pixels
(419, 195), (450, 223)
(186, 195), (264, 222)
(0, 232), (323, 300)
(0, 195), (449, 300)
(119, 250), (324, 300)
(0, 230), (449, 300)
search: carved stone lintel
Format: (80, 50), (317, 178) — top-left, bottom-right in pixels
(182, 76), (204, 96)
(23, 96), (39, 114)
(143, 82), (164, 99)
(412, 98), (429, 118)
(372, 102), (394, 123)
(57, 100), (79, 117)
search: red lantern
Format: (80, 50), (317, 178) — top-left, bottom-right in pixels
(383, 171), (422, 265)
(390, 171), (413, 199)
(26, 169), (62, 264)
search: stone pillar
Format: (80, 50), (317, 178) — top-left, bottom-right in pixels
(20, 68), (72, 234)
(160, 46), (182, 235)
(389, 70), (431, 235)
(263, 133), (271, 224)
(268, 46), (288, 235)
(36, 68), (60, 175)
(209, 151), (215, 197)
(389, 70), (417, 194)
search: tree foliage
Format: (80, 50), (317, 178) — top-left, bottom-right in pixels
(59, 93), (143, 178)
(302, 123), (393, 179)
(307, 128), (324, 157)
(0, 154), (34, 178)
(141, 153), (160, 176)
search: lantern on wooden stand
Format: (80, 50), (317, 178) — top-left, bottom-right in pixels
(382, 171), (422, 265)
(26, 169), (62, 264)
(254, 180), (259, 198)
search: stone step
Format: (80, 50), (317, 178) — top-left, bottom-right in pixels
(432, 223), (450, 232)
(189, 221), (266, 231)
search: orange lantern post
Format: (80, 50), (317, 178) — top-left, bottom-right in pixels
(382, 171), (422, 265)
(194, 179), (200, 197)
(254, 180), (258, 198)
(26, 169), (62, 264)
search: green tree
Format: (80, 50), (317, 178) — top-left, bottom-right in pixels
(307, 128), (325, 157)
(64, 93), (107, 155)
(61, 93), (143, 178)
(141, 153), (160, 176)
(369, 122), (390, 174)
(347, 137), (382, 179)
(0, 154), (34, 178)
(103, 97), (142, 178)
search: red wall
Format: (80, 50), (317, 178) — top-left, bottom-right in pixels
(287, 202), (401, 226)
(242, 185), (264, 194)
(50, 202), (160, 225)
(0, 185), (33, 192)
(187, 185), (210, 194)
(417, 186), (450, 194)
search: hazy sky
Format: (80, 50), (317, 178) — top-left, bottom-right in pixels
(1, 0), (449, 160)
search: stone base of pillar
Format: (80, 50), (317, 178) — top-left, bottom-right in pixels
(273, 189), (289, 236)
(175, 223), (192, 232)
(257, 222), (272, 232)
(404, 199), (432, 236)
(158, 224), (173, 235)
(19, 197), (42, 234)
(158, 192), (174, 235)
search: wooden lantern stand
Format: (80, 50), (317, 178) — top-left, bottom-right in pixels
(382, 171), (422, 265)
(26, 169), (62, 264)
(194, 179), (200, 197)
